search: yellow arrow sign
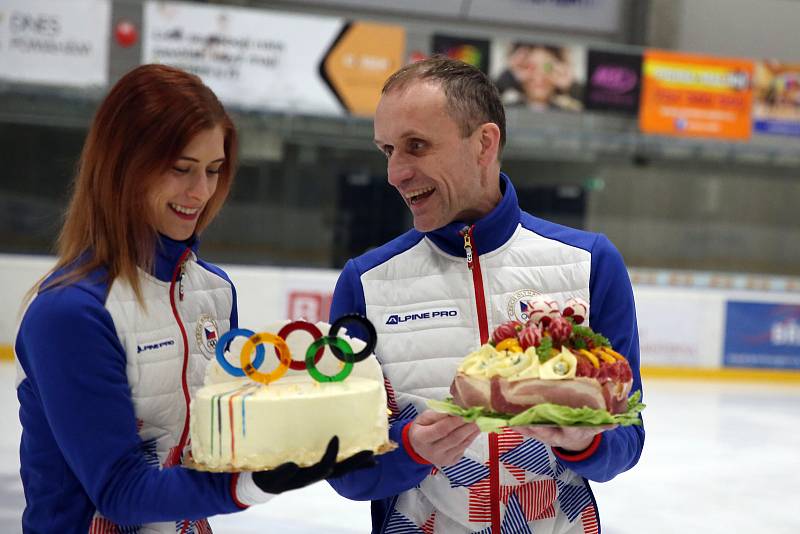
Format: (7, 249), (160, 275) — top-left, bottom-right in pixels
(321, 21), (406, 116)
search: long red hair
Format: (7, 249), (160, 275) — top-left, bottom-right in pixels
(32, 64), (237, 303)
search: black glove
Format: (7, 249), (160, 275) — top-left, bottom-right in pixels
(251, 436), (376, 494)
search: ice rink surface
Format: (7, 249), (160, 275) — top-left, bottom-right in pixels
(1, 362), (798, 533)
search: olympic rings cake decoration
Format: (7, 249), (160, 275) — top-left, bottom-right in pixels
(214, 313), (377, 384)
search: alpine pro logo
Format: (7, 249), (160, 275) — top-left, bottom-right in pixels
(136, 338), (176, 354)
(384, 308), (459, 326)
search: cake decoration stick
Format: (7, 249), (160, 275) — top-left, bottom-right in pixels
(328, 314), (377, 363)
(305, 337), (354, 382)
(213, 315), (378, 384)
(240, 333), (292, 385)
(276, 320), (325, 370)
(215, 328), (265, 377)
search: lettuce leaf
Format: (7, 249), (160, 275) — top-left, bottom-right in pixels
(426, 390), (645, 433)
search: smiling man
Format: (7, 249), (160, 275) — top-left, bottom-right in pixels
(374, 76), (502, 232)
(328, 57), (644, 534)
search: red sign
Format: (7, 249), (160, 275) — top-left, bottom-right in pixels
(287, 291), (332, 323)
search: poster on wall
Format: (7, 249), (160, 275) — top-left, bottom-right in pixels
(752, 60), (800, 137)
(143, 1), (403, 116)
(724, 301), (800, 370)
(639, 49), (754, 140)
(0, 0), (110, 87)
(431, 34), (491, 74)
(583, 49), (642, 115)
(491, 40), (586, 112)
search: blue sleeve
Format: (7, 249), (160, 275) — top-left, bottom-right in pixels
(555, 235), (645, 482)
(17, 285), (245, 524)
(327, 260), (431, 500)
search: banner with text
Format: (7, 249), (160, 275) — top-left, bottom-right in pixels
(639, 50), (754, 140)
(0, 0), (110, 87)
(724, 301), (800, 369)
(753, 60), (800, 137)
(584, 49), (642, 115)
(143, 2), (403, 115)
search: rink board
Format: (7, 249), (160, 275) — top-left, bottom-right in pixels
(2, 253), (799, 375)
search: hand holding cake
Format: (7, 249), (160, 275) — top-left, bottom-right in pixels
(249, 436), (376, 494)
(188, 314), (393, 473)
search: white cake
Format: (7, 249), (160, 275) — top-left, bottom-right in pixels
(189, 321), (391, 471)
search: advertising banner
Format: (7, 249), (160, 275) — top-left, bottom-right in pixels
(143, 2), (403, 116)
(0, 0), (110, 87)
(143, 1), (341, 114)
(753, 60), (800, 137)
(724, 301), (800, 370)
(320, 21), (405, 117)
(491, 40), (586, 112)
(639, 50), (754, 140)
(432, 34), (491, 74)
(584, 49), (642, 115)
(466, 0), (622, 34)
(634, 289), (723, 368)
(287, 0), (623, 34)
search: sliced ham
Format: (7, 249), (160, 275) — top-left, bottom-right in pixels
(450, 372), (632, 414)
(602, 379), (632, 413)
(448, 373), (491, 409)
(494, 376), (607, 413)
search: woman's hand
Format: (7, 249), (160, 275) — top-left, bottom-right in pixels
(251, 436), (375, 494)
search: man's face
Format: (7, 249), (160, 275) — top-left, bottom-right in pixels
(373, 81), (493, 232)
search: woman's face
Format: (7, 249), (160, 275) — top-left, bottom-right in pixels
(148, 125), (225, 241)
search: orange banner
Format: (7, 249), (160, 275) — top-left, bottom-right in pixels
(639, 50), (754, 140)
(321, 21), (406, 116)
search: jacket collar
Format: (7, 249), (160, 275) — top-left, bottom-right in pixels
(426, 172), (520, 257)
(152, 233), (199, 282)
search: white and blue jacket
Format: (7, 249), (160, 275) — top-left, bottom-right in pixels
(329, 174), (645, 534)
(15, 235), (270, 533)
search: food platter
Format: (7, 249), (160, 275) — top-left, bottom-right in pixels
(427, 394), (644, 433)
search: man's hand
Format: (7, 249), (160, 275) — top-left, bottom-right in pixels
(408, 410), (480, 467)
(252, 436), (375, 494)
(514, 425), (616, 452)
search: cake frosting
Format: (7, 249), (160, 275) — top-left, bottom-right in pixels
(189, 320), (390, 471)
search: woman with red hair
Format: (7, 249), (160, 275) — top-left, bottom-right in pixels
(14, 64), (371, 533)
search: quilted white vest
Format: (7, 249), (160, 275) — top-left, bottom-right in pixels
(98, 254), (232, 533)
(362, 224), (598, 533)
